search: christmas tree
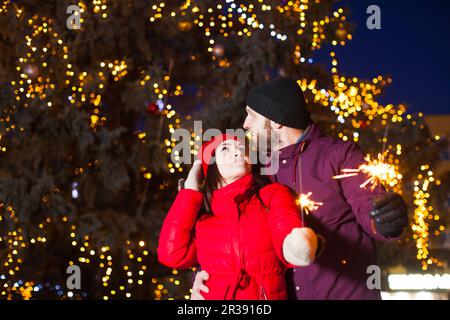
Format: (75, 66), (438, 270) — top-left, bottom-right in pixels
(0, 0), (448, 299)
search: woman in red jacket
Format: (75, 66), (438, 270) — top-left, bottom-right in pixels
(158, 133), (317, 300)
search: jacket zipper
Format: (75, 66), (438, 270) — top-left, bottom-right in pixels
(259, 285), (268, 300)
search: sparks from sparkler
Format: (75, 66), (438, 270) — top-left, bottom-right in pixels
(296, 192), (324, 215)
(332, 151), (401, 190)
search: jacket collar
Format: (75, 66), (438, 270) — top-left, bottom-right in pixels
(278, 122), (324, 159)
(212, 173), (253, 199)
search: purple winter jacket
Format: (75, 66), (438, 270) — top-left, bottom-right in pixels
(270, 123), (393, 300)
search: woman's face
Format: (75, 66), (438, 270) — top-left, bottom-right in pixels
(214, 138), (251, 183)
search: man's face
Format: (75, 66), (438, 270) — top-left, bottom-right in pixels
(243, 106), (281, 174)
(243, 105), (269, 142)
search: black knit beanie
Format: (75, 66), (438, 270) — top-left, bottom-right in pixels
(246, 77), (311, 129)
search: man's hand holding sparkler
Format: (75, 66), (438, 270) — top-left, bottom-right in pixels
(370, 192), (408, 238)
(333, 150), (408, 238)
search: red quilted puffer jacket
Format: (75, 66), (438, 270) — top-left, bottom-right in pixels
(158, 173), (303, 300)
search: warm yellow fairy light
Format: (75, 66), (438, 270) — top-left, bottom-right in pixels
(92, 0), (108, 18)
(0, 0), (11, 13)
(411, 165), (443, 270)
(0, 204), (35, 299)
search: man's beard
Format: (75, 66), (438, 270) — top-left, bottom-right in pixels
(254, 123), (280, 158)
(248, 124), (281, 176)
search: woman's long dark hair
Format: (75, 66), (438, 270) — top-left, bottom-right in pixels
(201, 157), (271, 217)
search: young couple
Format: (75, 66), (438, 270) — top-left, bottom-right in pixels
(158, 77), (408, 300)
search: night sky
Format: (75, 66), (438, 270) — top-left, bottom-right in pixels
(314, 0), (450, 114)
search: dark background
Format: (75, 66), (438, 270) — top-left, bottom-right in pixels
(314, 0), (450, 114)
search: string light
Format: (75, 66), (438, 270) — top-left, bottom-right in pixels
(0, 0), (10, 13)
(146, 1), (350, 60)
(411, 165), (444, 270)
(92, 0), (108, 19)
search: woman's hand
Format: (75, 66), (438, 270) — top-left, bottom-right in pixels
(183, 160), (203, 191)
(282, 227), (318, 266)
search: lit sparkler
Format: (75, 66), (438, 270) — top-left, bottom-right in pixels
(332, 151), (401, 190)
(296, 192), (323, 215)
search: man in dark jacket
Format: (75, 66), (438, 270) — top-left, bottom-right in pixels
(190, 77), (408, 300)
